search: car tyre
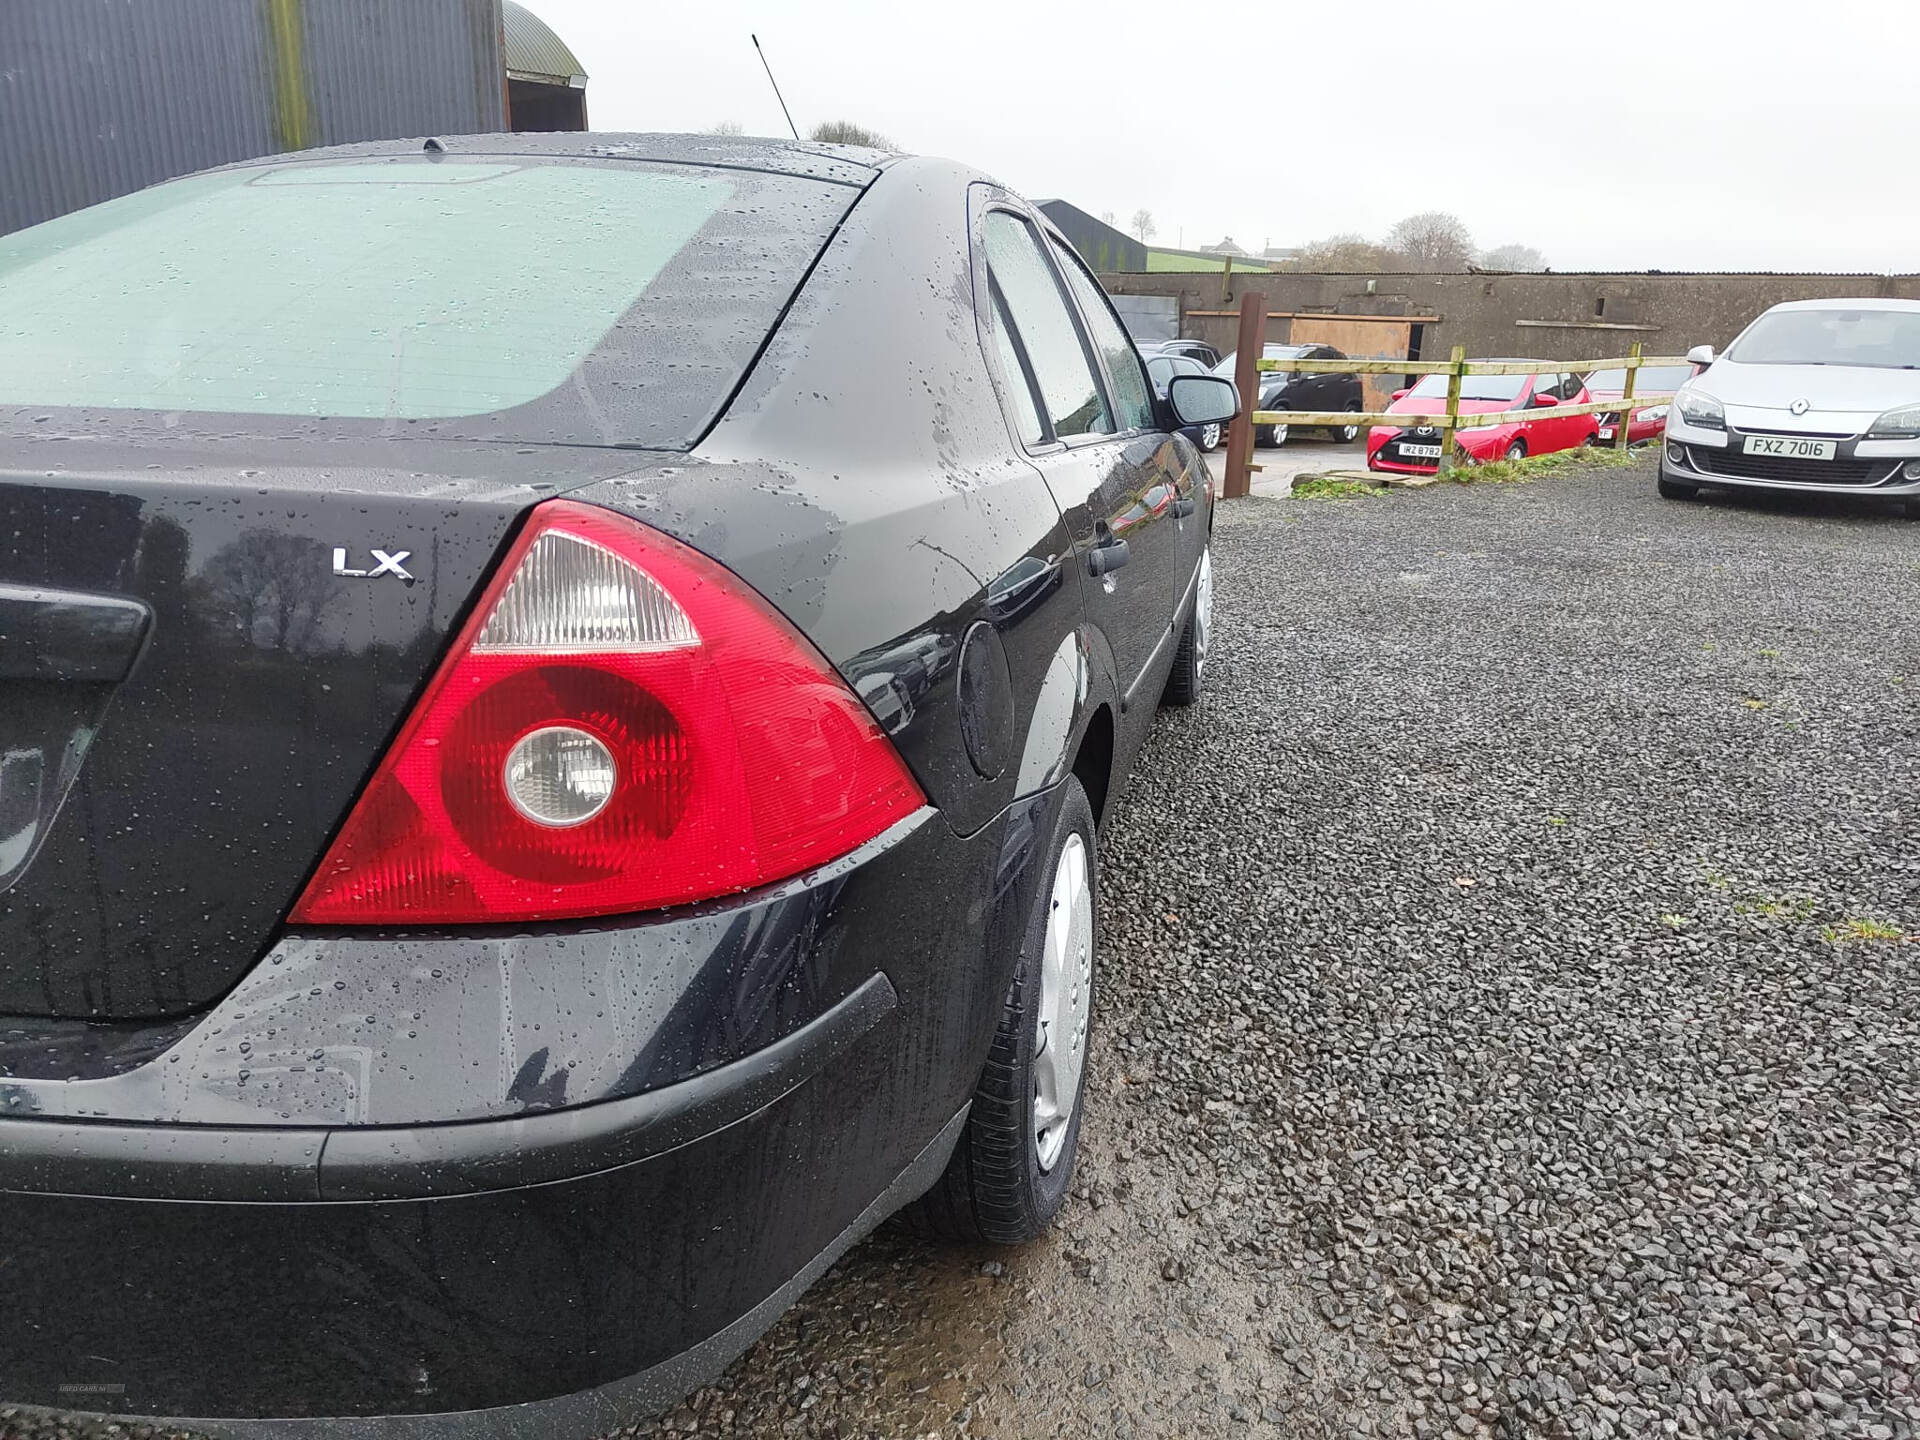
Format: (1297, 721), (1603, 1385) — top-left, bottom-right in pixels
(1334, 406), (1362, 444)
(1199, 422), (1221, 452)
(1161, 546), (1211, 707)
(1259, 423), (1289, 448)
(908, 776), (1098, 1245)
(1504, 441), (1527, 462)
(1658, 475), (1699, 501)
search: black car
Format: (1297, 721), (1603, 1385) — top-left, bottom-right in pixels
(1212, 343), (1365, 446)
(0, 134), (1233, 1435)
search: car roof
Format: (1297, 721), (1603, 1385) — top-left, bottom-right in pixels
(1764, 297), (1920, 314)
(212, 132), (895, 188)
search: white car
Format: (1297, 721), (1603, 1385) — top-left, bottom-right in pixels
(1661, 297), (1920, 513)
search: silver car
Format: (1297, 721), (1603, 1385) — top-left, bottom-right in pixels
(1661, 297), (1920, 513)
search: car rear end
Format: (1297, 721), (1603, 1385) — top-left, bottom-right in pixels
(0, 140), (994, 1435)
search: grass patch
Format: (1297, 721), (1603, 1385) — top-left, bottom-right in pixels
(1823, 917), (1908, 944)
(1445, 445), (1644, 487)
(1290, 476), (1380, 501)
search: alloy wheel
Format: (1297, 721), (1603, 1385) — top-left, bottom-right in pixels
(1193, 547), (1212, 679)
(1033, 832), (1093, 1172)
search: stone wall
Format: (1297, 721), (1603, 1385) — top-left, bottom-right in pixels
(1099, 270), (1920, 364)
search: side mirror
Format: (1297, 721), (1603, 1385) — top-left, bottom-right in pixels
(1392, 388), (1410, 402)
(1533, 391), (1560, 407)
(1686, 343), (1716, 367)
(1167, 374), (1238, 427)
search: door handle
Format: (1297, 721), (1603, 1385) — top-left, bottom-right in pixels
(1087, 537), (1130, 576)
(1171, 496), (1196, 518)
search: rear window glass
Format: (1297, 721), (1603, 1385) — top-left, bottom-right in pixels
(0, 157), (858, 447)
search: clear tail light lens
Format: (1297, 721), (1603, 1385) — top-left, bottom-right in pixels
(290, 500), (926, 925)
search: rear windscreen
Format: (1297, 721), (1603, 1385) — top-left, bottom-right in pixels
(0, 156), (860, 448)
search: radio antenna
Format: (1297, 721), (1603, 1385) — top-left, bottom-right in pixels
(751, 34), (800, 141)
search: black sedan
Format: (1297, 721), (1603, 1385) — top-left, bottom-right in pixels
(0, 134), (1231, 1435)
(1212, 342), (1365, 446)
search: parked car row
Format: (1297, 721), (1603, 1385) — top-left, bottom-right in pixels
(1144, 301), (1920, 522)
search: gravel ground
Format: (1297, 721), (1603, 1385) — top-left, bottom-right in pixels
(11, 456), (1920, 1440)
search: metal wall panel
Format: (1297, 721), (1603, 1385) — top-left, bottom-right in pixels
(301, 0), (504, 152)
(0, 0), (506, 237)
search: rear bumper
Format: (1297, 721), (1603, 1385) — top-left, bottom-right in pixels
(0, 978), (958, 1436)
(0, 788), (1058, 1433)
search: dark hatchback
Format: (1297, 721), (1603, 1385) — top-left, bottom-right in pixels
(1211, 343), (1364, 446)
(0, 135), (1232, 1435)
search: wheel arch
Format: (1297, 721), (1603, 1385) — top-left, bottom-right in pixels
(1070, 703), (1115, 829)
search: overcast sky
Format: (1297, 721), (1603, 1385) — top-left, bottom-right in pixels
(532, 0), (1916, 274)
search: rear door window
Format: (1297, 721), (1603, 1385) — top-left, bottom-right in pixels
(1046, 238), (1155, 433)
(987, 289), (1047, 447)
(983, 212), (1112, 441)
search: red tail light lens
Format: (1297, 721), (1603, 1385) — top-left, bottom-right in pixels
(290, 500), (926, 925)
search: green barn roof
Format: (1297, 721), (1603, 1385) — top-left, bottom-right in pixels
(502, 1), (586, 87)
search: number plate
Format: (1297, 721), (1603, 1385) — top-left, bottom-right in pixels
(1400, 443), (1443, 460)
(1598, 427), (1615, 441)
(1743, 435), (1835, 461)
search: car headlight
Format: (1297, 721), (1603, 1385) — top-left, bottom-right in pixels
(1867, 404), (1920, 440)
(1674, 390), (1725, 430)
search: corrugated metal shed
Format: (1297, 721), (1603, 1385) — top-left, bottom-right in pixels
(502, 0), (585, 87)
(0, 0), (507, 237)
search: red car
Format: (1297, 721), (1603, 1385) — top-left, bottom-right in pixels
(1367, 365), (1599, 474)
(1583, 362), (1702, 446)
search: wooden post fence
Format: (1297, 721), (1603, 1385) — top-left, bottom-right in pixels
(1612, 341), (1643, 451)
(1222, 291), (1263, 500)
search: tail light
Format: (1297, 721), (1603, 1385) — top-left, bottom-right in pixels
(290, 500), (925, 925)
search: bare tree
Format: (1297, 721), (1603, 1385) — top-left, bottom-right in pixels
(1481, 243), (1547, 272)
(1286, 232), (1404, 272)
(708, 120), (745, 136)
(1099, 209), (1116, 227)
(809, 120), (895, 149)
(1130, 209), (1156, 243)
(1385, 211), (1476, 271)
